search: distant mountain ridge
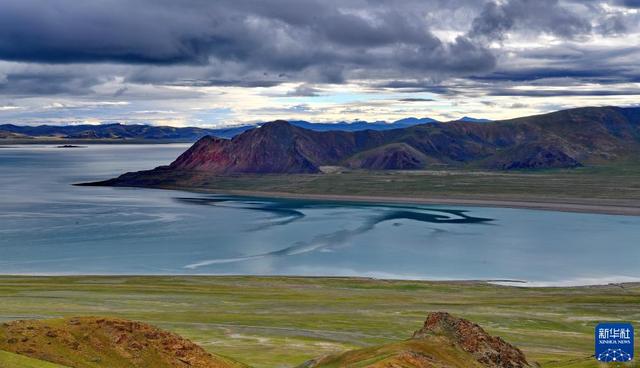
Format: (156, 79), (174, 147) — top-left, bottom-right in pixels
(98, 106), (640, 180)
(0, 118), (439, 142)
(288, 117), (438, 132)
(0, 117), (497, 142)
(0, 123), (222, 142)
(457, 116), (492, 123)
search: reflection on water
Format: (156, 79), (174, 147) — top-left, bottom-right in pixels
(1, 144), (640, 286)
(177, 196), (493, 268)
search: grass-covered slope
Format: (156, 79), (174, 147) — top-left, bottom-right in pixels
(0, 317), (245, 368)
(0, 350), (69, 368)
(302, 338), (487, 368)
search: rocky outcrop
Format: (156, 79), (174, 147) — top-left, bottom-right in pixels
(413, 312), (530, 368)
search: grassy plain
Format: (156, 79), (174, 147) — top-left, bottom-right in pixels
(111, 163), (640, 215)
(189, 165), (640, 200)
(0, 276), (638, 367)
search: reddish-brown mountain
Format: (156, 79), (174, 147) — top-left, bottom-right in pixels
(169, 120), (391, 173)
(166, 106), (640, 174)
(90, 106), (640, 188)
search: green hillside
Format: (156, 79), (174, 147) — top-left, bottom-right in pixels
(0, 350), (69, 368)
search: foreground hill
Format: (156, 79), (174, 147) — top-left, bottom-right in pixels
(0, 317), (245, 368)
(302, 312), (530, 368)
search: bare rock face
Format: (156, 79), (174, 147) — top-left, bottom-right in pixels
(413, 312), (530, 368)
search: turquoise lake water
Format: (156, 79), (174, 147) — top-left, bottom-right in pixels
(1, 144), (639, 286)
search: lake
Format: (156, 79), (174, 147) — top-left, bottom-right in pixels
(1, 144), (639, 286)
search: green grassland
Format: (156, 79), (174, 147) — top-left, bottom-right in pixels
(0, 276), (638, 367)
(139, 163), (640, 204)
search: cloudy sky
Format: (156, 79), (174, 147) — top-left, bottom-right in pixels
(0, 0), (639, 127)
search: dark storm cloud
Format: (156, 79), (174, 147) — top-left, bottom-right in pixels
(166, 80), (283, 88)
(286, 85), (321, 97)
(0, 70), (99, 96)
(469, 0), (592, 41)
(398, 98), (436, 102)
(0, 0), (639, 102)
(470, 68), (622, 83)
(384, 80), (640, 98)
(488, 88), (640, 97)
(0, 0), (495, 84)
(375, 80), (460, 95)
(597, 13), (629, 35)
(0, 1), (219, 64)
(473, 41), (640, 88)
(614, 0), (640, 7)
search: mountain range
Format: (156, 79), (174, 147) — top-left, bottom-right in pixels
(0, 123), (222, 142)
(0, 116), (495, 142)
(98, 106), (640, 183)
(0, 117), (453, 142)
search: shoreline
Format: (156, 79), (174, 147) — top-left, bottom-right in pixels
(149, 184), (640, 216)
(0, 274), (637, 288)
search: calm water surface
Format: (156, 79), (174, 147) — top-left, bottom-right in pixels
(1, 144), (639, 285)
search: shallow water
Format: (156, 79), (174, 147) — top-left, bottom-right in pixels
(1, 144), (639, 286)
